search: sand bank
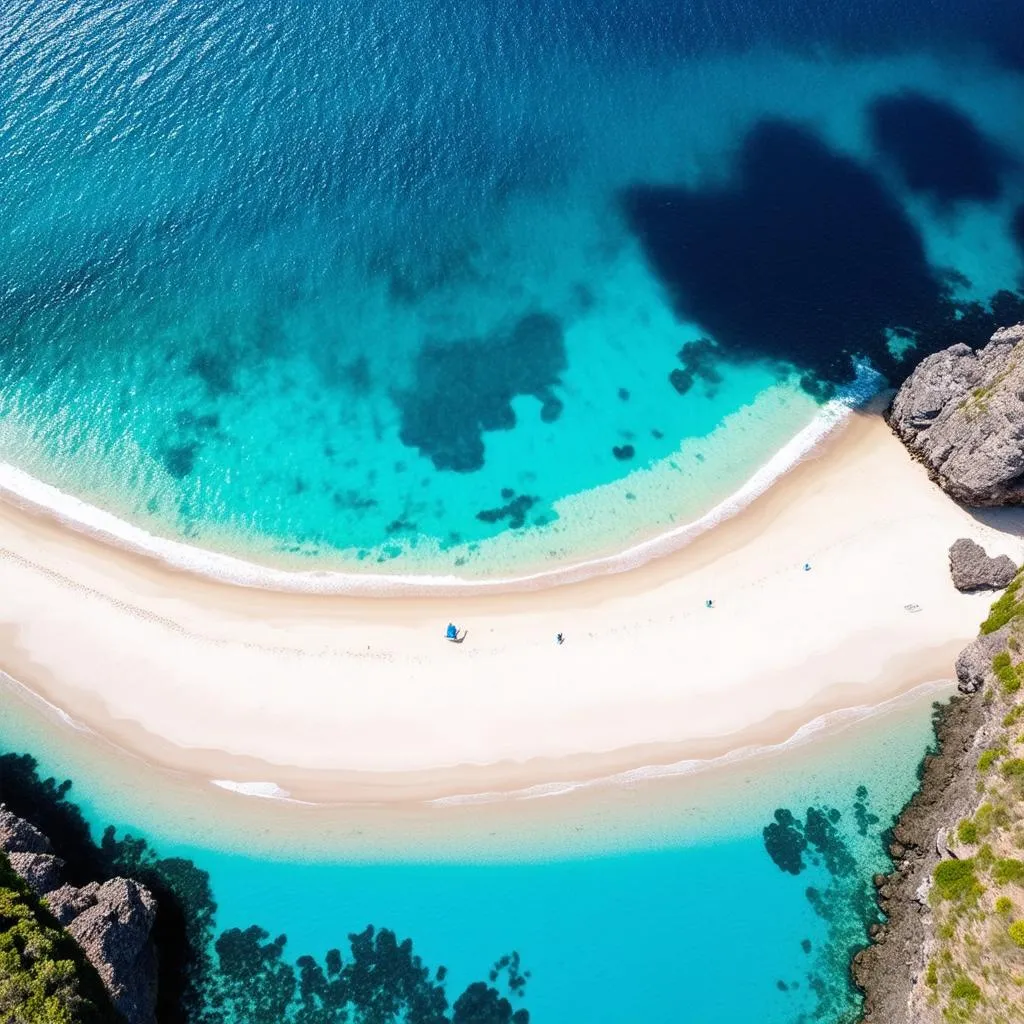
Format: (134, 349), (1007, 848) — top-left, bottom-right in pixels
(0, 410), (1020, 802)
(0, 666), (954, 861)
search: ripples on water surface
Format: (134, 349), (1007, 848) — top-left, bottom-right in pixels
(1, 0), (1022, 572)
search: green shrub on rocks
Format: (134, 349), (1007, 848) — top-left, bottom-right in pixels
(995, 896), (1014, 914)
(981, 576), (1024, 634)
(992, 858), (1024, 885)
(1003, 704), (1024, 728)
(958, 819), (979, 844)
(1009, 920), (1024, 948)
(949, 976), (982, 1004)
(993, 652), (1022, 694)
(974, 802), (1010, 837)
(0, 855), (111, 1024)
(933, 859), (984, 904)
(980, 747), (1008, 772)
(1001, 758), (1024, 779)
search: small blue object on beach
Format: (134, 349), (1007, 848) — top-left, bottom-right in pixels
(705, 599), (713, 608)
(803, 563), (811, 571)
(446, 623), (457, 639)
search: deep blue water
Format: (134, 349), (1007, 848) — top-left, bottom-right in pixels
(0, 0), (1022, 572)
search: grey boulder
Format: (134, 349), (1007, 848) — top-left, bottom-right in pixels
(67, 878), (159, 1024)
(948, 538), (1018, 591)
(955, 626), (1010, 693)
(46, 881), (103, 926)
(889, 324), (1024, 506)
(7, 850), (66, 896)
(0, 804), (66, 896)
(0, 805), (52, 854)
(0, 804), (158, 1024)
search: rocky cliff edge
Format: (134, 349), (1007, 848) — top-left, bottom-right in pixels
(0, 804), (158, 1024)
(889, 323), (1024, 505)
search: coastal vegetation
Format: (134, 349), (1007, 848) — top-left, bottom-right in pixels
(981, 576), (1024, 635)
(0, 752), (531, 1024)
(0, 853), (113, 1023)
(918, 571), (1024, 1023)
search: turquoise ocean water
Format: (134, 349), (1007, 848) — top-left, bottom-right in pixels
(1, 0), (1022, 574)
(0, 679), (947, 1023)
(1, 3), (1022, 1021)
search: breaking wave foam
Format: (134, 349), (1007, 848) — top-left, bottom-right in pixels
(0, 365), (882, 595)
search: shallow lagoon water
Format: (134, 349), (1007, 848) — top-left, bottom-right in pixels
(0, 679), (948, 1022)
(1, 0), (1023, 574)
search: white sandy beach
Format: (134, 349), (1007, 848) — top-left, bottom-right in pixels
(0, 409), (1020, 802)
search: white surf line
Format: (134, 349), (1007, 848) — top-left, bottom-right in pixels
(0, 367), (882, 595)
(1, 668), (312, 806)
(0, 669), (95, 735)
(427, 679), (955, 806)
(208, 779), (316, 805)
(0, 662), (951, 810)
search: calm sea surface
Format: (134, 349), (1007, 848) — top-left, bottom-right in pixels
(0, 681), (947, 1023)
(0, 0), (1021, 573)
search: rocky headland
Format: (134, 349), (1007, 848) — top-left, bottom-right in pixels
(889, 323), (1024, 505)
(854, 323), (1024, 1023)
(0, 804), (159, 1024)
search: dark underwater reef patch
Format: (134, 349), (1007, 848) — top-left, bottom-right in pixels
(669, 337), (723, 396)
(621, 120), (1024, 394)
(476, 492), (538, 529)
(761, 791), (889, 1024)
(188, 351), (236, 397)
(0, 751), (531, 1024)
(163, 442), (200, 479)
(1014, 205), (1024, 257)
(869, 91), (1013, 205)
(397, 313), (566, 473)
(160, 409), (223, 481)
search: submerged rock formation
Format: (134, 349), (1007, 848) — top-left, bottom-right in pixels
(0, 804), (158, 1024)
(889, 323), (1024, 505)
(948, 537), (1018, 591)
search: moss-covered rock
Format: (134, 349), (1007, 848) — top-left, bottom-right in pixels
(0, 853), (115, 1024)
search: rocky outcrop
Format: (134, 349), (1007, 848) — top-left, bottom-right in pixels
(948, 538), (1017, 592)
(889, 323), (1024, 505)
(852, 689), (994, 1022)
(955, 625), (1010, 693)
(0, 805), (52, 855)
(0, 804), (158, 1024)
(0, 805), (65, 895)
(47, 881), (105, 926)
(8, 850), (66, 894)
(66, 879), (159, 1024)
